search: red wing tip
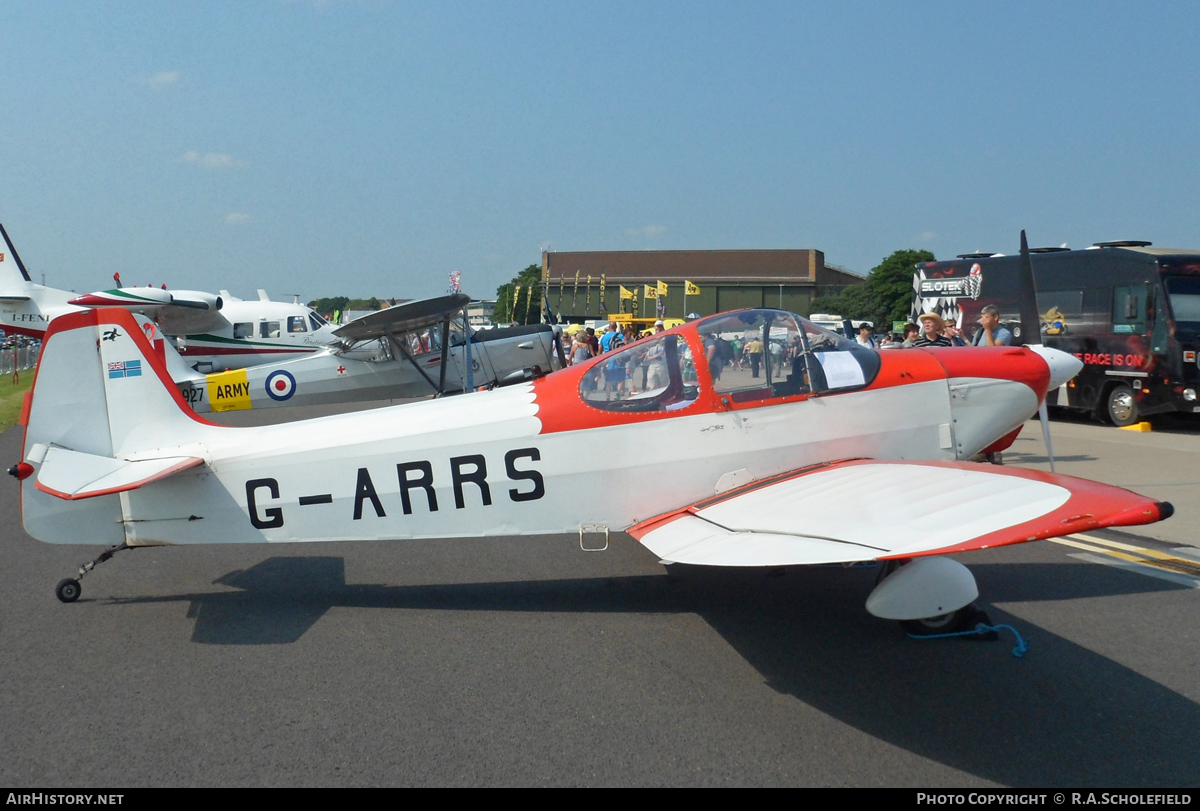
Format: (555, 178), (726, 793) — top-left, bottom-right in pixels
(1100, 499), (1175, 528)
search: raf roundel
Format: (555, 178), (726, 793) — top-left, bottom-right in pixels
(264, 370), (296, 401)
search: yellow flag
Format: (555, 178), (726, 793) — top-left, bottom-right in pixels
(619, 285), (633, 300)
(657, 280), (668, 296)
(644, 284), (657, 299)
(685, 280), (700, 296)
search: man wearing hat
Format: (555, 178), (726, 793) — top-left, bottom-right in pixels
(913, 313), (952, 347)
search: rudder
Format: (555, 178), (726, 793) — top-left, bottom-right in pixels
(21, 309), (218, 544)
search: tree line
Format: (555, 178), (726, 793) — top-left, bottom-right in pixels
(809, 249), (935, 330)
(492, 264), (543, 324)
(307, 296), (382, 316)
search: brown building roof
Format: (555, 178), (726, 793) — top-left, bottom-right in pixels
(542, 249), (861, 286)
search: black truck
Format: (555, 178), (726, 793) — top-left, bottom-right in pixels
(911, 241), (1200, 426)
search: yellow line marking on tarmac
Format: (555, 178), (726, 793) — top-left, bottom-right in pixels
(1050, 535), (1200, 579)
(1073, 534), (1187, 559)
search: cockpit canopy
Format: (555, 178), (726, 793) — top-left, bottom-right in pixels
(579, 309), (880, 412)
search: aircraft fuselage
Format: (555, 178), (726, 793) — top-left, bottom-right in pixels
(21, 308), (1056, 549)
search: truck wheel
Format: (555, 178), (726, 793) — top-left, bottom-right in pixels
(1106, 384), (1139, 427)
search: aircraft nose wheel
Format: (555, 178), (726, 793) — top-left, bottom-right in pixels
(56, 578), (81, 603)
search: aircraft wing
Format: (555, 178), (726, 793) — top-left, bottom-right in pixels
(152, 301), (230, 336)
(32, 445), (205, 501)
(628, 459), (1171, 566)
(68, 288), (229, 335)
(332, 294), (471, 343)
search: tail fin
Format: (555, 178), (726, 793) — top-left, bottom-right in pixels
(128, 312), (206, 388)
(0, 223), (34, 287)
(26, 309), (214, 457)
(21, 309), (219, 544)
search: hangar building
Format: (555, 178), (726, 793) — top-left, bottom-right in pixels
(541, 249), (862, 323)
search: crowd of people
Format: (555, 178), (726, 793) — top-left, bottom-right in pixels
(3, 334), (40, 350)
(854, 305), (1014, 350)
(566, 319), (668, 365)
(569, 306), (1014, 369)
(568, 308), (1017, 418)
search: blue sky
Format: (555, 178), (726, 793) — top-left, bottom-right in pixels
(2, 1), (1197, 301)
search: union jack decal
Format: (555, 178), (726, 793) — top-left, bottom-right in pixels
(108, 360), (143, 379)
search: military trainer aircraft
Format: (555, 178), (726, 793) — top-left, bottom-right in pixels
(171, 294), (564, 413)
(14, 295), (1172, 634)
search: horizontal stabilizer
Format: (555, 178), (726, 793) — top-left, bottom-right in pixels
(69, 288), (174, 308)
(34, 445), (204, 501)
(66, 289), (227, 335)
(629, 459), (1171, 566)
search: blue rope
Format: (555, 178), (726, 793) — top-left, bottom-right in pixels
(908, 623), (1030, 658)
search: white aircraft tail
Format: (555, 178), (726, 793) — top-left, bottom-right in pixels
(0, 223), (34, 289)
(21, 309), (218, 544)
(0, 224), (84, 334)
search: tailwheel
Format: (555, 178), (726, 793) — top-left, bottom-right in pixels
(56, 578), (81, 603)
(900, 603), (998, 640)
(56, 542), (130, 603)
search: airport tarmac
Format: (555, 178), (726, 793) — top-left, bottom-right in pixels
(1, 411), (1197, 787)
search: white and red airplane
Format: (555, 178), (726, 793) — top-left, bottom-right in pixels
(0, 223), (338, 371)
(14, 302), (1172, 635)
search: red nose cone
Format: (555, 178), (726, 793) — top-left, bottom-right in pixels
(8, 462), (33, 480)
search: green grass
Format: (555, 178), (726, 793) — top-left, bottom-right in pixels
(0, 372), (36, 433)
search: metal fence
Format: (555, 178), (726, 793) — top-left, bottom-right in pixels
(0, 345), (40, 376)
